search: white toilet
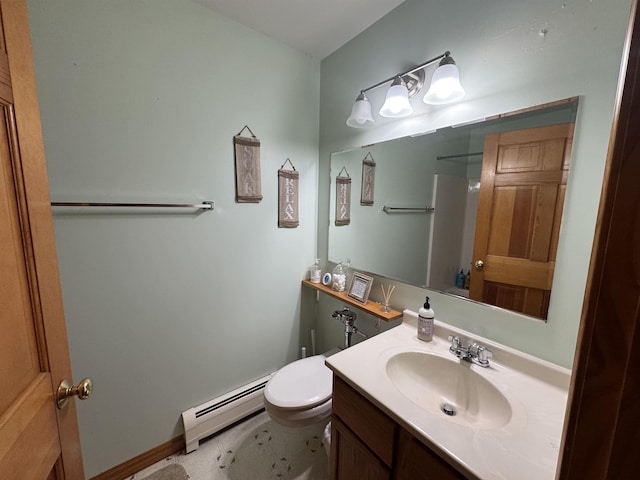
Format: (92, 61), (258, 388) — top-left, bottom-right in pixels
(264, 354), (333, 427)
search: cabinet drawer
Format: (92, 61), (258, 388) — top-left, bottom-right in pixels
(332, 375), (397, 467)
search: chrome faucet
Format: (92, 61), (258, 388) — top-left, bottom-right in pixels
(332, 307), (365, 349)
(448, 335), (493, 367)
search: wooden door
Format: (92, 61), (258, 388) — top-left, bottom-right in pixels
(559, 0), (640, 477)
(0, 1), (84, 479)
(469, 123), (574, 320)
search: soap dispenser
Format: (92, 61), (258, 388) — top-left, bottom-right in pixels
(418, 296), (434, 342)
(309, 258), (321, 284)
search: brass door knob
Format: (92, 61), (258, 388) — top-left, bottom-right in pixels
(474, 259), (484, 270)
(57, 377), (93, 410)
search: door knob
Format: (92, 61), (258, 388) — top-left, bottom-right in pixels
(57, 377), (93, 410)
(474, 259), (484, 270)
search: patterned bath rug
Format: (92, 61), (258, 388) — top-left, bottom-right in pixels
(141, 463), (188, 480)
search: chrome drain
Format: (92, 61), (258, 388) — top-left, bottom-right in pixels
(440, 403), (457, 417)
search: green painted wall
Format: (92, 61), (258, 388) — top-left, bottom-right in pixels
(317, 0), (633, 368)
(27, 0), (319, 477)
(25, 0), (635, 475)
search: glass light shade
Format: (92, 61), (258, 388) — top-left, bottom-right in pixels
(379, 79), (413, 118)
(346, 93), (375, 128)
(423, 63), (465, 105)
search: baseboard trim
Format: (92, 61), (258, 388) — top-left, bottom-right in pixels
(90, 436), (184, 480)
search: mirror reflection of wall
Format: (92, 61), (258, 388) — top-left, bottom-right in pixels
(329, 98), (578, 320)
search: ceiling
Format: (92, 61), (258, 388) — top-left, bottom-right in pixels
(192, 0), (405, 59)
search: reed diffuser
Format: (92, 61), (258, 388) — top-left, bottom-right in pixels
(380, 284), (395, 313)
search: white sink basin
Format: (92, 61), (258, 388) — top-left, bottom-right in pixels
(385, 351), (512, 429)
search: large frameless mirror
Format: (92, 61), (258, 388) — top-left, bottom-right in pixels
(329, 98), (578, 321)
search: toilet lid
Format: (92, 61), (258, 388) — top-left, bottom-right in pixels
(265, 355), (332, 409)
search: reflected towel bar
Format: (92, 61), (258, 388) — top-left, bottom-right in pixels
(51, 201), (215, 211)
(436, 152), (483, 161)
(382, 206), (434, 213)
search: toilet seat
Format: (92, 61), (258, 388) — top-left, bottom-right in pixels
(265, 355), (332, 408)
(264, 355), (333, 427)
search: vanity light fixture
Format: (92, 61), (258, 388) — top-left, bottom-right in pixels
(346, 51), (465, 128)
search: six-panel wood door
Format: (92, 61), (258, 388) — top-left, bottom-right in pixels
(0, 1), (84, 478)
(470, 123), (574, 320)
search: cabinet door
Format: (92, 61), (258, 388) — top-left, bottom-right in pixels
(395, 428), (468, 480)
(330, 417), (391, 480)
(332, 376), (396, 466)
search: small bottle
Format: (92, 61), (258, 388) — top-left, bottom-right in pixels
(309, 258), (321, 284)
(455, 269), (465, 288)
(332, 260), (347, 292)
(418, 296), (434, 342)
(464, 270), (470, 289)
(345, 258), (352, 289)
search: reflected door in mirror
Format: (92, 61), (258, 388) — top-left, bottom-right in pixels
(470, 123), (573, 320)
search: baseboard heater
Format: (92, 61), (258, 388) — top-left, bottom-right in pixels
(182, 373), (274, 453)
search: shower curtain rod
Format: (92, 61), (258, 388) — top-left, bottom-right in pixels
(51, 200), (215, 211)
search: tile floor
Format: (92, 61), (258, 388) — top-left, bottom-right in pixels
(130, 411), (330, 480)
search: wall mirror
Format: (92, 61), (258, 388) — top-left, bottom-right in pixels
(328, 98), (578, 321)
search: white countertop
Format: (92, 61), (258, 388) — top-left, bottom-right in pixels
(325, 309), (571, 480)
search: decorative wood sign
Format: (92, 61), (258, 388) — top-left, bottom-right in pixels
(278, 158), (299, 228)
(360, 152), (376, 206)
(335, 167), (351, 226)
(234, 125), (262, 203)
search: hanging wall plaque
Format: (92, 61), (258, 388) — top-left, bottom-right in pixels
(360, 152), (376, 206)
(234, 125), (262, 203)
(335, 167), (351, 226)
(278, 158), (299, 228)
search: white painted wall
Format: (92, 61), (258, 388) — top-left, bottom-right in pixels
(459, 179), (480, 275)
(429, 174), (467, 291)
(27, 0), (319, 477)
(317, 0), (633, 368)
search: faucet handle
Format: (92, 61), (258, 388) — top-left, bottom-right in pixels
(448, 335), (462, 351)
(476, 345), (493, 365)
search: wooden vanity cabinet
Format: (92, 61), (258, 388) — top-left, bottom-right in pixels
(330, 376), (468, 480)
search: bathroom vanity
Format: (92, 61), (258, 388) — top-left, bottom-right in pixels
(325, 310), (570, 480)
